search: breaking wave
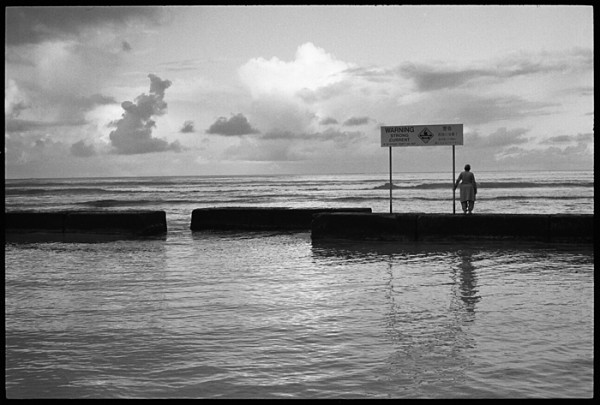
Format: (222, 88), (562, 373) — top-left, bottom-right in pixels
(371, 181), (593, 190)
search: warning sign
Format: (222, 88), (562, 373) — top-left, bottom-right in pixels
(381, 124), (463, 147)
(418, 127), (434, 144)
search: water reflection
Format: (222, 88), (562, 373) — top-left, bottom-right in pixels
(451, 250), (481, 321)
(311, 240), (481, 394)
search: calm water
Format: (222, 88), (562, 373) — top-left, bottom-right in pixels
(4, 171), (594, 398)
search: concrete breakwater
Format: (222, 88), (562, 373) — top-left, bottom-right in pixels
(5, 209), (592, 243)
(191, 207), (372, 230)
(5, 211), (167, 242)
(311, 213), (594, 243)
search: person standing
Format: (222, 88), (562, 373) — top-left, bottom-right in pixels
(454, 164), (477, 214)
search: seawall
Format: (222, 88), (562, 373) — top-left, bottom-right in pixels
(311, 213), (594, 243)
(5, 210), (167, 242)
(190, 207), (372, 231)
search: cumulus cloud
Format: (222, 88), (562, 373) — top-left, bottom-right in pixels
(206, 113), (260, 136)
(5, 92), (114, 137)
(238, 42), (354, 98)
(230, 43), (592, 172)
(180, 120), (195, 133)
(5, 79), (29, 118)
(109, 74), (182, 154)
(5, 32), (128, 131)
(5, 133), (68, 165)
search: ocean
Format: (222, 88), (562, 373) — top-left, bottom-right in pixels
(4, 170), (594, 398)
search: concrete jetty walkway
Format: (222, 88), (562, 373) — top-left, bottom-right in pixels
(311, 212), (593, 243)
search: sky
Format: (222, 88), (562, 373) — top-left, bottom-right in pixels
(4, 5), (594, 178)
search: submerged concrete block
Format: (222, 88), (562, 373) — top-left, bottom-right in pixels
(312, 212), (402, 241)
(4, 211), (66, 232)
(5, 210), (167, 241)
(190, 207), (372, 231)
(64, 211), (167, 235)
(310, 212), (593, 243)
(548, 214), (594, 242)
(417, 214), (550, 241)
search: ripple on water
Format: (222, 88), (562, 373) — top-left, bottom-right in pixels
(5, 233), (594, 398)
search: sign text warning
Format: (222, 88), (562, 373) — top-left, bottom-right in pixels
(381, 124), (463, 147)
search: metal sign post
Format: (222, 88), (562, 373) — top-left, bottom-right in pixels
(452, 145), (456, 214)
(389, 146), (393, 214)
(381, 124), (463, 214)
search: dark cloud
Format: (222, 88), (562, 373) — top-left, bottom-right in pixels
(547, 135), (573, 144)
(547, 133), (593, 144)
(496, 48), (592, 76)
(6, 101), (29, 118)
(345, 66), (396, 83)
(399, 48), (593, 92)
(5, 118), (87, 133)
(5, 119), (45, 133)
(399, 63), (488, 92)
(577, 86), (594, 97)
(343, 116), (371, 126)
(70, 140), (96, 157)
(319, 117), (338, 125)
(4, 94), (115, 134)
(575, 133), (593, 142)
(398, 91), (557, 126)
(121, 40), (132, 52)
(180, 120), (195, 133)
(158, 59), (206, 73)
(109, 73), (182, 154)
(259, 130), (294, 141)
(5, 6), (162, 46)
(206, 113), (260, 136)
